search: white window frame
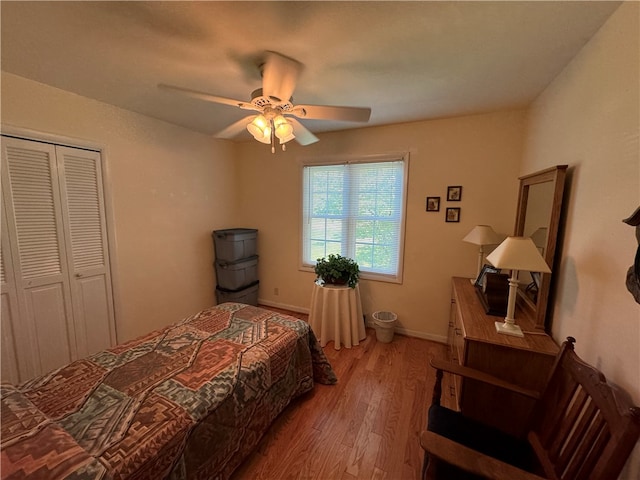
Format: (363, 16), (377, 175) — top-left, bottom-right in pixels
(299, 152), (409, 284)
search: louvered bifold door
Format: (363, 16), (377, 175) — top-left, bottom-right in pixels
(56, 145), (115, 358)
(1, 201), (22, 383)
(1, 137), (77, 380)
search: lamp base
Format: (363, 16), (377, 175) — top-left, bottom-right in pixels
(495, 321), (524, 337)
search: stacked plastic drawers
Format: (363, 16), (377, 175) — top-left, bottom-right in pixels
(212, 228), (259, 306)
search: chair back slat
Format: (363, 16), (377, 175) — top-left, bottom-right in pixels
(562, 409), (607, 479)
(547, 384), (589, 461)
(527, 338), (640, 480)
(535, 369), (579, 446)
(556, 395), (602, 469)
(571, 420), (610, 480)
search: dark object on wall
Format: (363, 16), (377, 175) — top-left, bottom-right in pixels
(623, 206), (640, 304)
(475, 272), (509, 316)
(426, 196), (440, 211)
(447, 186), (462, 201)
(445, 207), (460, 223)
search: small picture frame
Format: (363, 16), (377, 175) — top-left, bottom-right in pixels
(474, 264), (500, 289)
(531, 271), (542, 290)
(447, 185), (462, 201)
(426, 196), (440, 212)
(445, 207), (461, 223)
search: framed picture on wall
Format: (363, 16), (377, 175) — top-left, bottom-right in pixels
(447, 185), (462, 201)
(446, 207), (461, 223)
(426, 196), (440, 212)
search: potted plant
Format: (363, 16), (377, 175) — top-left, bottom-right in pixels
(314, 254), (360, 288)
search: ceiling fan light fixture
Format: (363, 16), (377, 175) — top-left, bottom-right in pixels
(258, 131), (273, 144)
(247, 114), (271, 143)
(278, 132), (296, 144)
(273, 115), (294, 142)
(278, 131), (295, 151)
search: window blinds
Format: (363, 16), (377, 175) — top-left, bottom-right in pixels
(302, 156), (407, 281)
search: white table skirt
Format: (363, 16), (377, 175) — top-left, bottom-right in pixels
(308, 282), (366, 349)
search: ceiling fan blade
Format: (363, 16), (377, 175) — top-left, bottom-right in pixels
(214, 115), (255, 139)
(288, 118), (319, 146)
(261, 51), (302, 103)
(158, 83), (259, 111)
(291, 104), (371, 123)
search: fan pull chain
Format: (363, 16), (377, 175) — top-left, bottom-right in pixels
(270, 119), (276, 154)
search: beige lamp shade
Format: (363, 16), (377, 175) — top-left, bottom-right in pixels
(462, 225), (501, 246)
(486, 236), (551, 273)
(463, 225), (501, 282)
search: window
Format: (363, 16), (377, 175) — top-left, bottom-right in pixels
(301, 153), (408, 283)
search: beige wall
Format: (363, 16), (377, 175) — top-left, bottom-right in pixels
(522, 3), (639, 477)
(235, 110), (526, 340)
(1, 72), (238, 342)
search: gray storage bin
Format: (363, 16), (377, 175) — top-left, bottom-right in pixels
(212, 228), (257, 262)
(215, 255), (259, 290)
(216, 281), (259, 306)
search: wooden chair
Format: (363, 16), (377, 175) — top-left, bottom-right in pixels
(420, 337), (640, 480)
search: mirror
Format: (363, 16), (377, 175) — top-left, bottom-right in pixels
(514, 165), (567, 331)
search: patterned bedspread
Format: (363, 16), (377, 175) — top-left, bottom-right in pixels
(0, 303), (336, 479)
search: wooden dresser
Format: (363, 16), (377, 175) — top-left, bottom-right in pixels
(447, 277), (559, 437)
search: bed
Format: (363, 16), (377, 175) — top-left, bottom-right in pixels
(0, 302), (337, 479)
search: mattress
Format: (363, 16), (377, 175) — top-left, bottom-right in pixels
(0, 302), (336, 479)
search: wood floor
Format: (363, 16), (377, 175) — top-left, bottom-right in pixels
(232, 308), (454, 480)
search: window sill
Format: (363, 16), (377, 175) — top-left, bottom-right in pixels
(299, 264), (402, 285)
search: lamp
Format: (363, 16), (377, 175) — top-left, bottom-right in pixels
(247, 114), (271, 144)
(485, 236), (551, 337)
(273, 115), (295, 150)
(247, 110), (296, 153)
(463, 225), (501, 283)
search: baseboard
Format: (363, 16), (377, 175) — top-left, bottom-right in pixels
(258, 300), (447, 344)
(257, 299), (310, 315)
(364, 319), (447, 344)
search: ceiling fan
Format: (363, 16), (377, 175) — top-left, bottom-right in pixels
(158, 51), (372, 152)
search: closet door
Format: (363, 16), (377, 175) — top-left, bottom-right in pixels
(1, 137), (77, 379)
(1, 203), (22, 384)
(56, 146), (116, 357)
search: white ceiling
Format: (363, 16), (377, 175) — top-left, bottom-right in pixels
(1, 1), (620, 141)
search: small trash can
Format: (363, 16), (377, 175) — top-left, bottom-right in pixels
(372, 311), (397, 343)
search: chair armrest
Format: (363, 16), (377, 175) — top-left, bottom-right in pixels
(430, 358), (540, 400)
(420, 431), (546, 480)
